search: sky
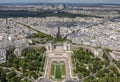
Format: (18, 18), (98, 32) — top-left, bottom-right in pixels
(0, 0), (120, 4)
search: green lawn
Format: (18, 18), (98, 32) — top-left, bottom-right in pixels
(55, 63), (62, 79)
(50, 62), (66, 80)
(50, 63), (55, 76)
(62, 63), (66, 76)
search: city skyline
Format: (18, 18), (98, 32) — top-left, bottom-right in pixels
(0, 0), (120, 4)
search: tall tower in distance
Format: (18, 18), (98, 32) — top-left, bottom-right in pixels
(56, 26), (62, 39)
(6, 18), (10, 47)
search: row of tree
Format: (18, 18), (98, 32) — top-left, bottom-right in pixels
(0, 47), (46, 82)
(71, 48), (120, 82)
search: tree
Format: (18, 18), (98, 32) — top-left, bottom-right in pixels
(21, 62), (27, 73)
(98, 78), (107, 82)
(104, 68), (109, 73)
(96, 70), (105, 77)
(7, 71), (16, 79)
(0, 70), (6, 82)
(10, 76), (21, 82)
(109, 65), (120, 76)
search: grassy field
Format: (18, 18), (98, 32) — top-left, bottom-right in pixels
(50, 63), (55, 76)
(50, 62), (66, 81)
(61, 63), (66, 76)
(55, 63), (62, 79)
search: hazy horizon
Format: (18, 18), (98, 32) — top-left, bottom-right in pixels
(0, 0), (120, 4)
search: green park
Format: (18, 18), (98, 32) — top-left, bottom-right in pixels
(50, 61), (66, 81)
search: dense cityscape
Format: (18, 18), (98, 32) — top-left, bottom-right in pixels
(0, 3), (120, 82)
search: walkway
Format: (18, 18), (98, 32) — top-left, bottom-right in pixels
(104, 50), (120, 74)
(45, 57), (71, 80)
